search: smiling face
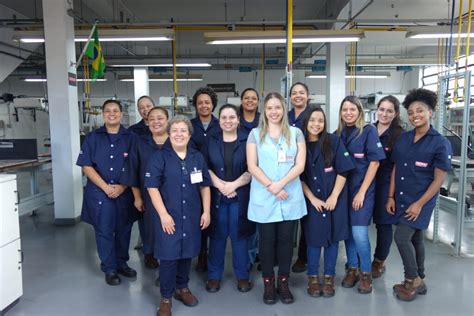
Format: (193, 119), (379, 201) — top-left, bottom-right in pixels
(306, 111), (325, 141)
(241, 90), (259, 113)
(407, 101), (432, 128)
(377, 100), (397, 126)
(264, 97), (284, 125)
(148, 108), (168, 136)
(196, 93), (213, 118)
(103, 102), (123, 127)
(169, 121), (191, 148)
(137, 97), (154, 120)
(219, 107), (239, 133)
(340, 101), (360, 126)
(290, 84), (309, 109)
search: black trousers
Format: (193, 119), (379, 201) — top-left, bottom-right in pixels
(258, 220), (297, 278)
(297, 219), (307, 262)
(394, 224), (425, 279)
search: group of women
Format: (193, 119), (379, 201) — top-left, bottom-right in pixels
(77, 84), (452, 316)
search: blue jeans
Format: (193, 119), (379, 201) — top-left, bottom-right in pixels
(374, 224), (393, 261)
(345, 226), (371, 273)
(159, 258), (192, 298)
(208, 201), (250, 280)
(94, 199), (132, 273)
(307, 242), (339, 276)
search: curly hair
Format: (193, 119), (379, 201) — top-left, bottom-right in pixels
(192, 86), (218, 111)
(402, 88), (437, 111)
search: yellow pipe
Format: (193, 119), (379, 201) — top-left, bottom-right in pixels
(287, 0), (293, 65)
(455, 0), (464, 64)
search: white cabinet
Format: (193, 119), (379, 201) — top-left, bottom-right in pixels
(0, 174), (23, 313)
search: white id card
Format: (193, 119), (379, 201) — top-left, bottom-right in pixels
(190, 168), (203, 184)
(278, 149), (286, 163)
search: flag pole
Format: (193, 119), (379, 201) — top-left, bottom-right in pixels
(76, 21), (98, 69)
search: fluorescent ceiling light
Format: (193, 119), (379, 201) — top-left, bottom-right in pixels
(13, 28), (174, 43)
(119, 74), (203, 82)
(109, 63), (211, 68)
(205, 30), (364, 45)
(23, 78), (107, 82)
(406, 26), (474, 39)
(350, 58), (439, 66)
(305, 72), (390, 79)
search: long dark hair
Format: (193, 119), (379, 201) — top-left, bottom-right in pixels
(377, 95), (404, 149)
(302, 107), (333, 167)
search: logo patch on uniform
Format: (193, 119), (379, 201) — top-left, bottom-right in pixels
(324, 166), (334, 173)
(377, 142), (382, 148)
(344, 152), (349, 157)
(123, 152), (128, 157)
(145, 172), (151, 177)
(415, 161), (428, 168)
(354, 153), (365, 158)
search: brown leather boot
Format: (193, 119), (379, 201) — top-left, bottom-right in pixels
(341, 267), (360, 288)
(173, 288), (198, 307)
(395, 277), (427, 301)
(277, 275), (294, 304)
(322, 275), (335, 297)
(156, 298), (172, 316)
(371, 259), (385, 278)
(357, 272), (373, 294)
(145, 254), (160, 269)
(262, 276), (276, 305)
(195, 252), (207, 272)
(307, 276), (321, 297)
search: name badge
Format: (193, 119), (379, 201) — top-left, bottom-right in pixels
(354, 153), (365, 158)
(278, 149), (287, 163)
(415, 161), (428, 168)
(190, 167), (203, 184)
(324, 166), (334, 173)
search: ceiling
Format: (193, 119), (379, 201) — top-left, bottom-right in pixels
(0, 0), (472, 77)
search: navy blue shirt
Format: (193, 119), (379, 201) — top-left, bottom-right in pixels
(340, 125), (386, 225)
(144, 146), (211, 260)
(301, 134), (354, 247)
(204, 131), (255, 239)
(288, 105), (312, 131)
(129, 119), (150, 137)
(190, 116), (221, 153)
(239, 111), (260, 138)
(76, 125), (137, 226)
(391, 126), (452, 229)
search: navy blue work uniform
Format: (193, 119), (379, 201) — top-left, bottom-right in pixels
(120, 133), (170, 256)
(144, 145), (211, 260)
(190, 116), (221, 153)
(374, 124), (400, 225)
(239, 111), (260, 138)
(341, 125), (386, 225)
(301, 134), (355, 247)
(204, 131), (255, 280)
(129, 119), (150, 137)
(288, 106), (312, 130)
(391, 126), (452, 229)
(76, 125), (139, 274)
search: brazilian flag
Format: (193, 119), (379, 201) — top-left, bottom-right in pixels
(85, 28), (105, 80)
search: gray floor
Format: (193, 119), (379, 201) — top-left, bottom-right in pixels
(5, 204), (474, 316)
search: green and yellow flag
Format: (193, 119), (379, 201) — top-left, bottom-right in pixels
(85, 28), (105, 80)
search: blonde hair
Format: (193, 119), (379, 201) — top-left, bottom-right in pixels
(336, 95), (366, 137)
(258, 92), (292, 146)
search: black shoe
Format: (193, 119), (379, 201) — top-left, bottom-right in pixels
(105, 272), (121, 286)
(117, 266), (137, 278)
(291, 258), (307, 273)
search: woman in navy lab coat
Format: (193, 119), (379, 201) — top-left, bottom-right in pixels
(371, 96), (404, 278)
(76, 99), (139, 286)
(145, 116), (211, 316)
(301, 107), (354, 298)
(247, 92), (307, 305)
(239, 88), (260, 137)
(387, 88), (451, 302)
(190, 86), (221, 272)
(129, 95), (155, 136)
(204, 104), (255, 293)
(336, 96), (385, 294)
(288, 82), (313, 273)
(121, 106), (169, 272)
